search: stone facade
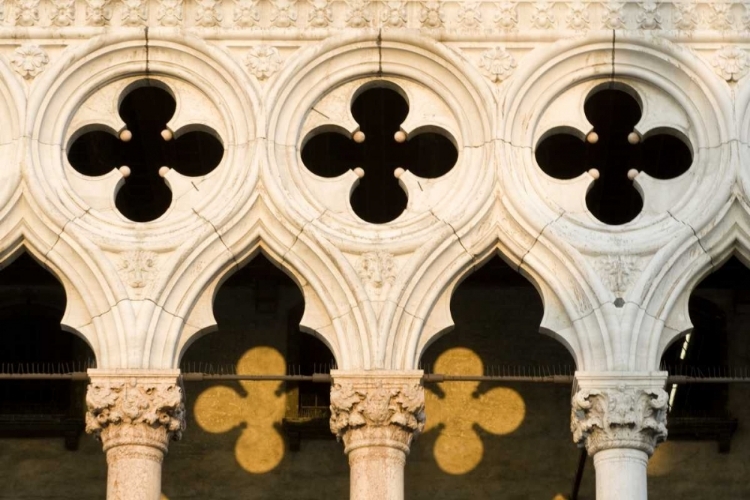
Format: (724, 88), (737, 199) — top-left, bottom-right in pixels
(0, 0), (749, 499)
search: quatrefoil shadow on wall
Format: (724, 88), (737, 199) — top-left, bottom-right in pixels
(301, 84), (458, 224)
(67, 82), (224, 222)
(535, 86), (693, 225)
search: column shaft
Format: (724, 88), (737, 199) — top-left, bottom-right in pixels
(349, 446), (406, 500)
(594, 449), (648, 500)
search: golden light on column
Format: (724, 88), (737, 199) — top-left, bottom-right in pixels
(194, 346), (287, 473)
(425, 347), (526, 475)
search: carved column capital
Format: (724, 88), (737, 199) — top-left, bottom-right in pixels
(571, 372), (668, 456)
(86, 370), (185, 455)
(329, 370), (425, 455)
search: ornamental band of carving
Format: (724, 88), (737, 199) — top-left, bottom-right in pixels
(570, 386), (668, 456)
(330, 381), (425, 453)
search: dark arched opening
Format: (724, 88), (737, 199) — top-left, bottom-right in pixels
(165, 255), (346, 498)
(409, 256), (583, 499)
(650, 256), (750, 496)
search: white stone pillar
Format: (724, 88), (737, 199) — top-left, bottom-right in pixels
(329, 370), (425, 500)
(85, 370), (185, 500)
(571, 372), (669, 500)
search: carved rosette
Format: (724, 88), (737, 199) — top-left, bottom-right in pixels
(571, 385), (668, 456)
(86, 372), (186, 456)
(330, 372), (425, 454)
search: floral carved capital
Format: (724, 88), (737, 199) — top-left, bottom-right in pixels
(86, 373), (185, 451)
(571, 385), (668, 456)
(330, 373), (425, 453)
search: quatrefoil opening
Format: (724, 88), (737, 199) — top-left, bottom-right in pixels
(535, 86), (693, 225)
(67, 82), (224, 222)
(301, 84), (458, 224)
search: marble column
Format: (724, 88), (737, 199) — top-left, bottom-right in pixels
(571, 372), (669, 500)
(85, 370), (186, 500)
(329, 370), (425, 500)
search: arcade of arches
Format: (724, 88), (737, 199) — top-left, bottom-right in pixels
(3, 2), (750, 500)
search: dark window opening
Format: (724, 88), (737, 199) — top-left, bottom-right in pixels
(535, 87), (692, 225)
(0, 253), (94, 450)
(301, 84), (458, 224)
(662, 256), (750, 452)
(68, 82), (224, 222)
(180, 255), (336, 454)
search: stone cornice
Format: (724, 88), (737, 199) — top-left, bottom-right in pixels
(329, 370), (425, 454)
(571, 372), (669, 456)
(85, 370), (186, 451)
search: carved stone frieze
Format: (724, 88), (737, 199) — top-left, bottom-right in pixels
(330, 372), (425, 453)
(86, 372), (186, 452)
(571, 384), (668, 456)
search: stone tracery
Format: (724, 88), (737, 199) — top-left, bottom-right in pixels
(0, 3), (749, 499)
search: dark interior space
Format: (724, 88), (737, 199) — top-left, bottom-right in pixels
(0, 253), (93, 451)
(302, 84), (457, 224)
(536, 86), (692, 225)
(68, 82), (224, 222)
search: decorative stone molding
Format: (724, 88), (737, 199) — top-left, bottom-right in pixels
(330, 371), (425, 454)
(86, 370), (185, 452)
(571, 373), (668, 456)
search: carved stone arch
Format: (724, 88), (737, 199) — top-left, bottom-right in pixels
(145, 196), (367, 370)
(383, 201), (596, 370)
(263, 31), (498, 369)
(0, 52), (26, 235)
(21, 31), (264, 369)
(0, 203), (118, 367)
(638, 199), (750, 371)
(495, 33), (734, 371)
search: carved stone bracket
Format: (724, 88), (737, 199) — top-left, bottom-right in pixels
(571, 372), (668, 456)
(86, 370), (185, 455)
(329, 371), (425, 455)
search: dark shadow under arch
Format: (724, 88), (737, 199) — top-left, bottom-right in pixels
(409, 255), (585, 500)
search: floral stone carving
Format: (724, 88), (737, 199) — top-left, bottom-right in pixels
(478, 46), (517, 83)
(118, 250), (158, 289)
(712, 46), (750, 82)
(10, 44), (49, 80)
(571, 385), (668, 456)
(330, 373), (425, 452)
(86, 374), (186, 449)
(244, 45), (283, 81)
